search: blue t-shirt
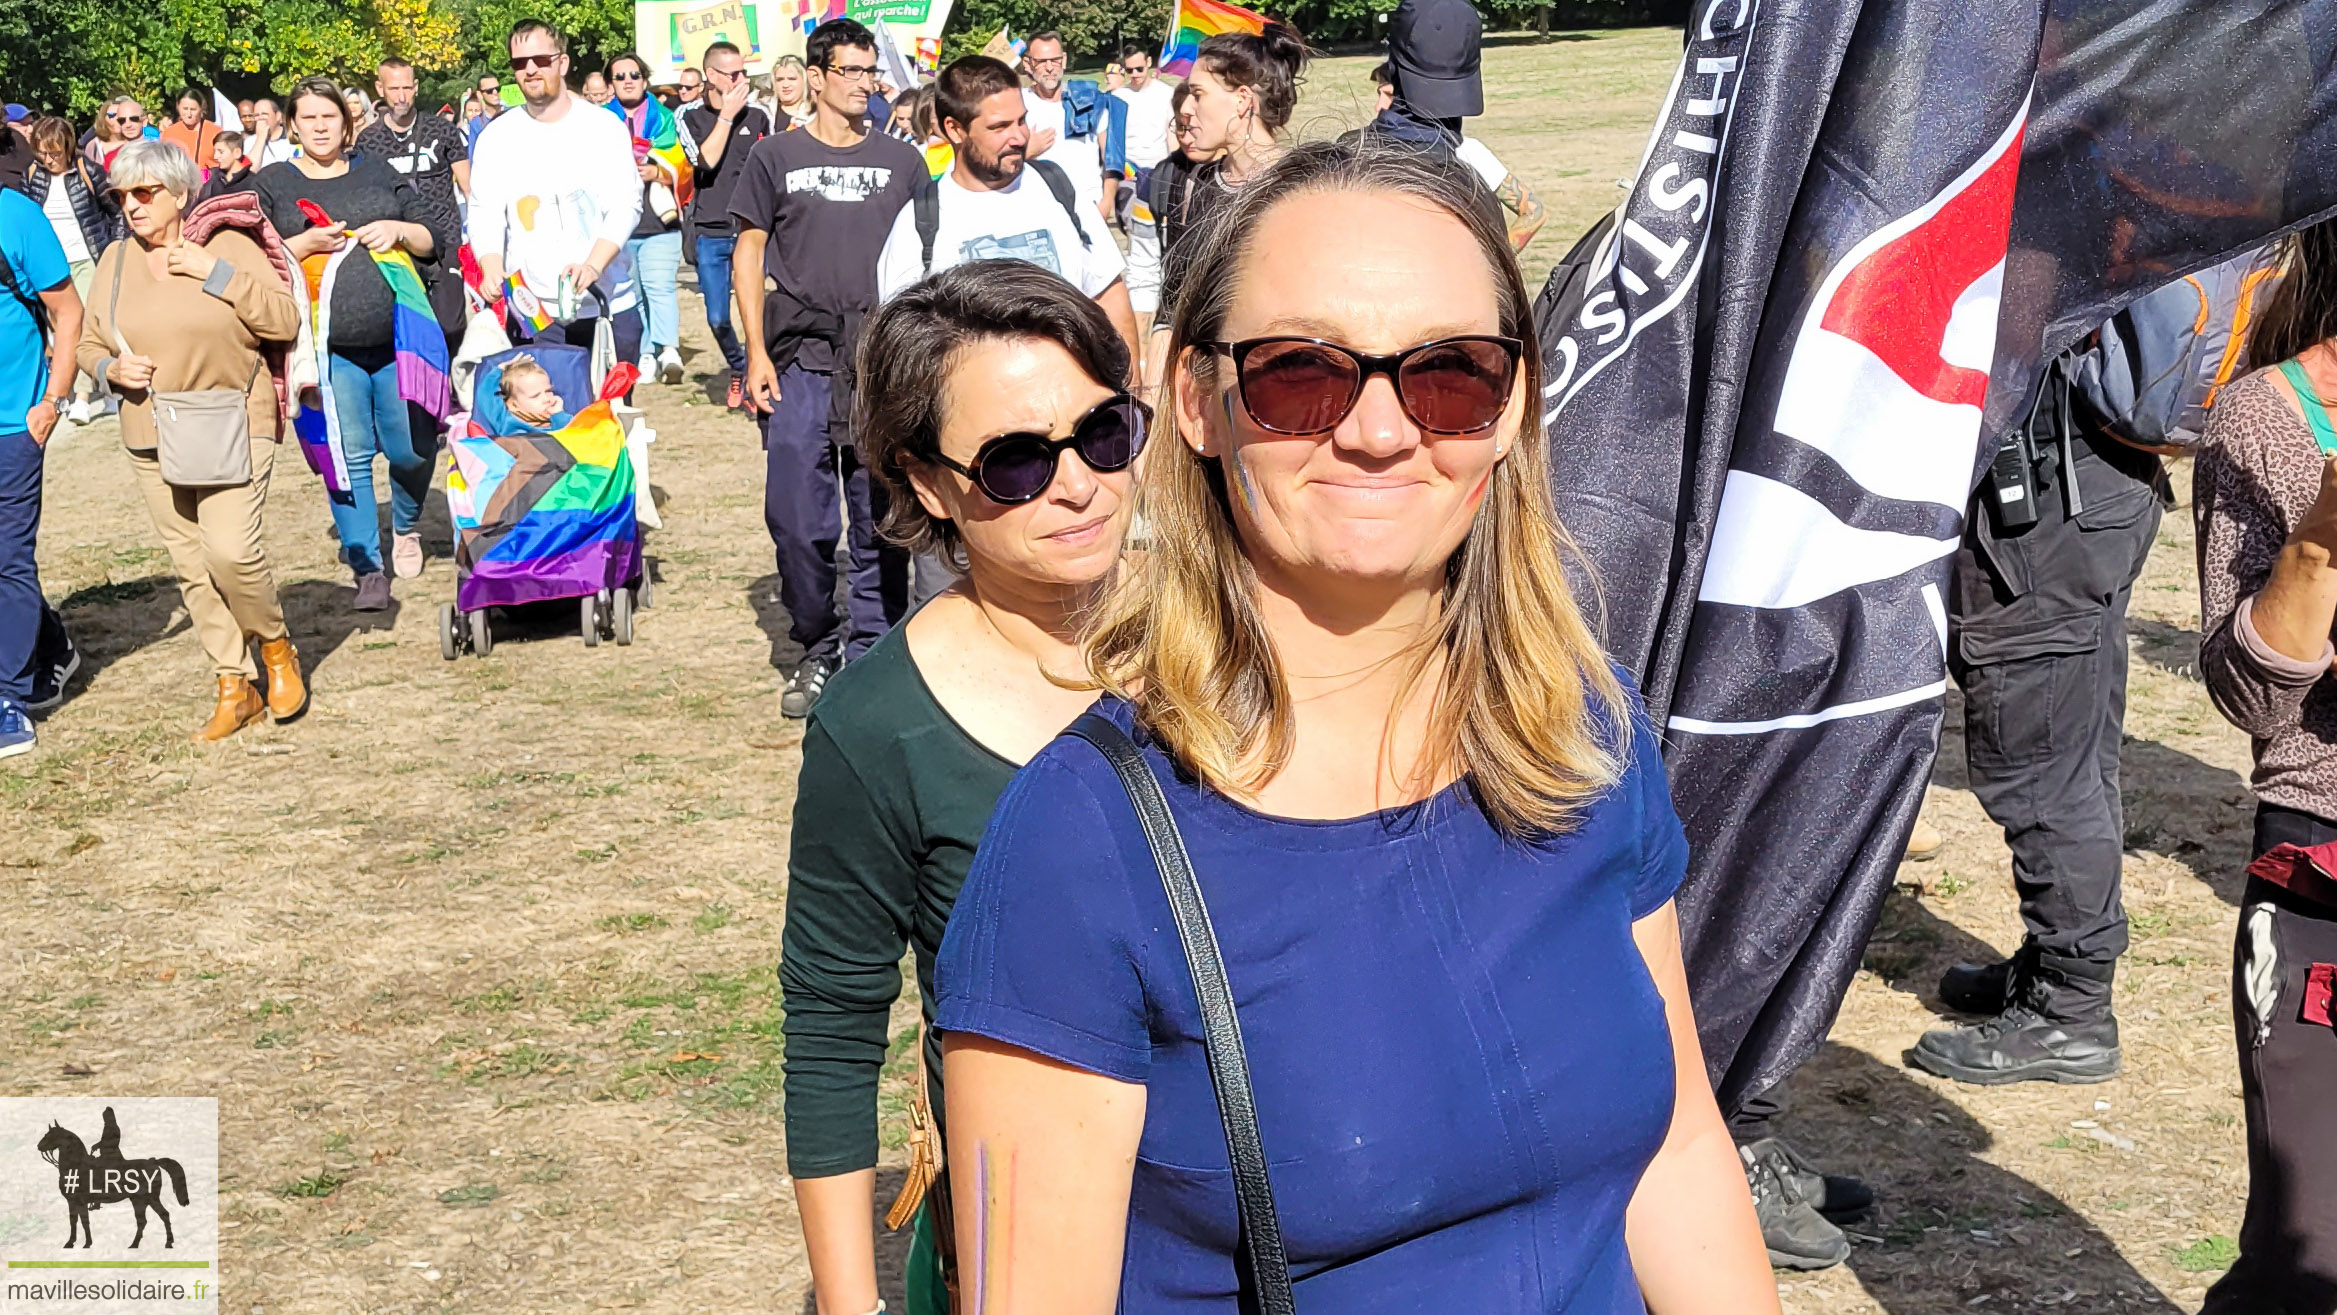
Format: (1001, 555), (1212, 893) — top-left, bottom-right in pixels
(0, 187), (71, 433)
(935, 693), (1689, 1313)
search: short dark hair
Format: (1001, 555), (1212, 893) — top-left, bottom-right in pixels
(1370, 60), (1393, 87)
(1119, 44), (1152, 64)
(175, 85), (208, 113)
(806, 17), (877, 70)
(702, 41), (740, 62)
(607, 50), (649, 80)
(1026, 30), (1064, 50)
(214, 129), (243, 150)
(935, 55), (1020, 135)
(856, 259), (1132, 558)
(377, 56), (414, 75)
(508, 18), (566, 55)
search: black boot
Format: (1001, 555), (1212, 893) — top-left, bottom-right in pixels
(1938, 941), (2037, 1015)
(1910, 954), (2120, 1086)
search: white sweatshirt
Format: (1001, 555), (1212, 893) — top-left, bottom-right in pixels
(467, 95), (642, 296)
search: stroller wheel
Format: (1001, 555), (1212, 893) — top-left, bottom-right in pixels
(439, 603), (460, 661)
(582, 594), (601, 647)
(468, 608), (494, 657)
(613, 584), (635, 646)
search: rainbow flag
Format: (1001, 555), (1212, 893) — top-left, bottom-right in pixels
(448, 397), (639, 611)
(296, 244), (453, 495)
(505, 274), (554, 333)
(610, 95), (693, 210)
(1160, 0), (1268, 76)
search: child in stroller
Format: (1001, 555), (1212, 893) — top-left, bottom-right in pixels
(438, 344), (649, 658)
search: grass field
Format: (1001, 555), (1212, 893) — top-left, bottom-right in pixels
(3, 29), (2248, 1313)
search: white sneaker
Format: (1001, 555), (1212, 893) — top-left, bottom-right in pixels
(657, 347), (684, 385)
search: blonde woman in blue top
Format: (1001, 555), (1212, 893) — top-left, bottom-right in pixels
(933, 140), (1778, 1312)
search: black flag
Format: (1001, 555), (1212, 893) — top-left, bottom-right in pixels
(1543, 0), (2337, 1111)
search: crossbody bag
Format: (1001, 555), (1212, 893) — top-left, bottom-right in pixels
(1068, 711), (1296, 1315)
(109, 247), (259, 488)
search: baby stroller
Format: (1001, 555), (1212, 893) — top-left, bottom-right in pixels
(437, 344), (651, 659)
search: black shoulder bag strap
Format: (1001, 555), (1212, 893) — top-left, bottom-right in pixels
(1066, 711), (1295, 1315)
(1028, 158), (1092, 248)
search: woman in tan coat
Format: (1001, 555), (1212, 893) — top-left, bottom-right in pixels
(77, 138), (306, 741)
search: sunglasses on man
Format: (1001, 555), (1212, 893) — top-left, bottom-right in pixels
(511, 52), (561, 71)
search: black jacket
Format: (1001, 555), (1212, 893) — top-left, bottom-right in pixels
(19, 159), (124, 257)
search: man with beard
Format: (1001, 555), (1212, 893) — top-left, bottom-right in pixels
(876, 56), (1135, 361)
(678, 40), (771, 408)
(730, 17), (923, 717)
(359, 58), (470, 228)
(1019, 31), (1113, 221)
(470, 18), (645, 368)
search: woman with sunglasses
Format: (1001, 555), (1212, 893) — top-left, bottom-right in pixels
(931, 141), (1778, 1313)
(780, 258), (1142, 1315)
(255, 75), (451, 611)
(75, 138), (306, 741)
(607, 51), (687, 386)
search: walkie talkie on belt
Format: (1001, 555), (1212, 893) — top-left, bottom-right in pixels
(1984, 356), (2073, 534)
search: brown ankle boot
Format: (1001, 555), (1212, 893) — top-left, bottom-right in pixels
(196, 675), (265, 742)
(258, 637), (308, 722)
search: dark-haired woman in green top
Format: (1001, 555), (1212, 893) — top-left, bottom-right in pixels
(779, 259), (1141, 1315)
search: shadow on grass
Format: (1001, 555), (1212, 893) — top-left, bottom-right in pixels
(797, 1164), (919, 1315)
(55, 574), (184, 705)
(1776, 1042), (2175, 1311)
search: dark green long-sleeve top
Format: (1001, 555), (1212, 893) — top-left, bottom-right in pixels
(780, 625), (1022, 1178)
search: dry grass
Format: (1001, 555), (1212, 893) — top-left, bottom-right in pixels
(4, 30), (2243, 1312)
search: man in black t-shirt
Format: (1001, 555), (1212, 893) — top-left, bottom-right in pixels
(727, 17), (922, 717)
(357, 58), (468, 233)
(678, 40), (770, 408)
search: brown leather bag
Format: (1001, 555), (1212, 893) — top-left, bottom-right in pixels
(885, 1025), (962, 1312)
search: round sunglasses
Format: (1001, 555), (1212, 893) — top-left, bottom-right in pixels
(928, 394), (1150, 505)
(1207, 335), (1524, 436)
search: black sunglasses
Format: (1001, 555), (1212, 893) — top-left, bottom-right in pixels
(1207, 335), (1524, 436)
(927, 394), (1149, 505)
(511, 52), (561, 71)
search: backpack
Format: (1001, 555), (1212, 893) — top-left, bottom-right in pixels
(914, 158), (1092, 275)
(2067, 244), (2282, 451)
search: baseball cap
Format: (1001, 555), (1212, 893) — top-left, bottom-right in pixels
(4, 103), (29, 122)
(1386, 0), (1483, 120)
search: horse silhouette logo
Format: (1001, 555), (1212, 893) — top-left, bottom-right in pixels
(34, 1106), (191, 1248)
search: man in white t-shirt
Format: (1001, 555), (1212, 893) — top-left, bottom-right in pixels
(877, 55), (1137, 364)
(1020, 32), (1105, 219)
(469, 17), (645, 364)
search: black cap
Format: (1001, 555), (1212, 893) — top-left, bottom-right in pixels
(1387, 0), (1483, 120)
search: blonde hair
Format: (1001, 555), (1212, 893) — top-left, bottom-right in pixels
(1087, 140), (1630, 838)
(498, 353), (550, 400)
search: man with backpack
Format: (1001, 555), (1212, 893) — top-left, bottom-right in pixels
(1910, 258), (2273, 1087)
(876, 55), (1137, 362)
(0, 184), (86, 757)
(730, 16), (922, 718)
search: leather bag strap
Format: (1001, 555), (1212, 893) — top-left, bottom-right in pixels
(1067, 711), (1294, 1315)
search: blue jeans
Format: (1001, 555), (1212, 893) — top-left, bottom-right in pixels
(627, 230), (684, 357)
(0, 429), (66, 703)
(694, 232), (748, 376)
(327, 347), (437, 578)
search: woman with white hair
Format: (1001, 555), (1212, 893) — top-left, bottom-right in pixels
(75, 138), (307, 742)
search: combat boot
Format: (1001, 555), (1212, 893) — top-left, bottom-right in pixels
(1910, 953), (2120, 1085)
(1937, 941), (2038, 1015)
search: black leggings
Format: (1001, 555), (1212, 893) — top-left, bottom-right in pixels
(2204, 804), (2337, 1315)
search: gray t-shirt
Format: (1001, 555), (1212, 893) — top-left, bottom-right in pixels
(727, 127), (922, 372)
